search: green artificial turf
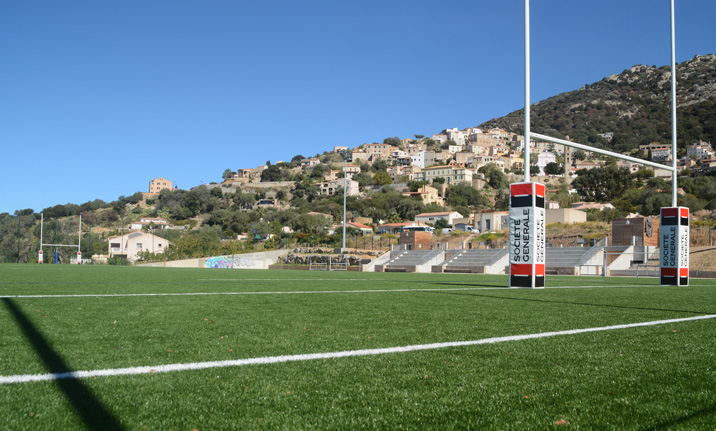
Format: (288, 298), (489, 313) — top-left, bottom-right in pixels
(0, 264), (714, 430)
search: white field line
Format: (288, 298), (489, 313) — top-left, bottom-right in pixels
(0, 287), (502, 299)
(2, 314), (714, 385)
(0, 284), (664, 299)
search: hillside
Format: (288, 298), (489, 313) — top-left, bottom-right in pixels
(479, 54), (716, 154)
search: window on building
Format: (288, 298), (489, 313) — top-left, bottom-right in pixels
(136, 243), (143, 249)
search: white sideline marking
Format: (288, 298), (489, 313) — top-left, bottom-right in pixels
(1, 284), (678, 299)
(197, 279), (385, 282)
(2, 314), (714, 385)
(1, 287), (501, 299)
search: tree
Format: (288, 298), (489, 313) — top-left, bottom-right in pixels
(260, 164), (283, 182)
(572, 166), (634, 202)
(544, 162), (564, 176)
(371, 159), (389, 172)
(222, 169), (234, 180)
(434, 218), (450, 230)
(383, 137), (401, 146)
(352, 172), (373, 190)
(373, 171), (393, 185)
(445, 183), (489, 208)
(232, 191), (256, 209)
(291, 214), (328, 234)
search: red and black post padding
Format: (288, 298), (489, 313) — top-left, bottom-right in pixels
(509, 182), (546, 288)
(660, 207), (689, 286)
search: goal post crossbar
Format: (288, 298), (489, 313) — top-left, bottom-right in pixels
(530, 132), (677, 173)
(42, 244), (80, 248)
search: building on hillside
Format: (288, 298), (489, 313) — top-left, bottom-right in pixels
(454, 151), (475, 165)
(545, 208), (587, 224)
(402, 185), (443, 206)
(350, 150), (369, 164)
(363, 143), (398, 161)
(315, 178), (359, 197)
(432, 134), (447, 143)
(650, 147), (671, 163)
(687, 141), (713, 161)
(414, 211), (462, 226)
(346, 222), (373, 235)
(412, 165), (475, 185)
(301, 158), (320, 168)
(474, 211), (509, 233)
(129, 217), (169, 231)
(446, 128), (467, 146)
(333, 146), (348, 153)
(411, 151), (435, 169)
(536, 152), (558, 175)
(148, 177), (173, 194)
(344, 164), (361, 179)
(324, 170), (341, 181)
(387, 165), (420, 181)
(108, 232), (170, 262)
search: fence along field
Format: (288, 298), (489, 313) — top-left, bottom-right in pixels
(1, 265), (715, 429)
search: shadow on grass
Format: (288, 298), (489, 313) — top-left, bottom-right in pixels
(640, 404), (716, 430)
(421, 286), (710, 316)
(2, 298), (125, 431)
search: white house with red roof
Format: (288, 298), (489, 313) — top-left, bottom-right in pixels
(414, 211), (462, 226)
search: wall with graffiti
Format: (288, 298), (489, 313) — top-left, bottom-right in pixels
(205, 256), (234, 269)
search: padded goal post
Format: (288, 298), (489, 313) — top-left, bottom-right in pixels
(660, 207), (689, 286)
(509, 182), (546, 288)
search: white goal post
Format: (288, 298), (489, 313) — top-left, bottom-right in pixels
(512, 0), (685, 288)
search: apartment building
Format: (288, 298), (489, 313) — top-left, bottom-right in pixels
(148, 177), (173, 194)
(315, 178), (359, 197)
(687, 141), (713, 160)
(411, 151), (435, 169)
(363, 143), (398, 161)
(412, 165), (475, 185)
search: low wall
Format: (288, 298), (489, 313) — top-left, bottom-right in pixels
(138, 250), (285, 269)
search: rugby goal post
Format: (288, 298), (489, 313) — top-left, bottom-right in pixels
(512, 0), (686, 288)
(39, 212), (83, 264)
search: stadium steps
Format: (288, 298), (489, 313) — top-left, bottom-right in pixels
(378, 250), (445, 273)
(434, 249), (509, 274)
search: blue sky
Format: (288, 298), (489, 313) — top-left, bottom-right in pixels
(1, 0), (715, 214)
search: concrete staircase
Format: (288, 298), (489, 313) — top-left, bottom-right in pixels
(434, 249), (509, 274)
(375, 250), (445, 273)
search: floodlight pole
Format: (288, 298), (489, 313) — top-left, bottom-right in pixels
(524, 0), (531, 182)
(78, 213), (82, 252)
(40, 212), (44, 263)
(670, 0), (678, 206)
(342, 153), (347, 249)
(17, 215), (21, 263)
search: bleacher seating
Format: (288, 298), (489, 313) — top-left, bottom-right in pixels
(382, 250), (445, 272)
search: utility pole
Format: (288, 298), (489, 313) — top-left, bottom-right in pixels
(340, 149), (352, 249)
(17, 215), (21, 263)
